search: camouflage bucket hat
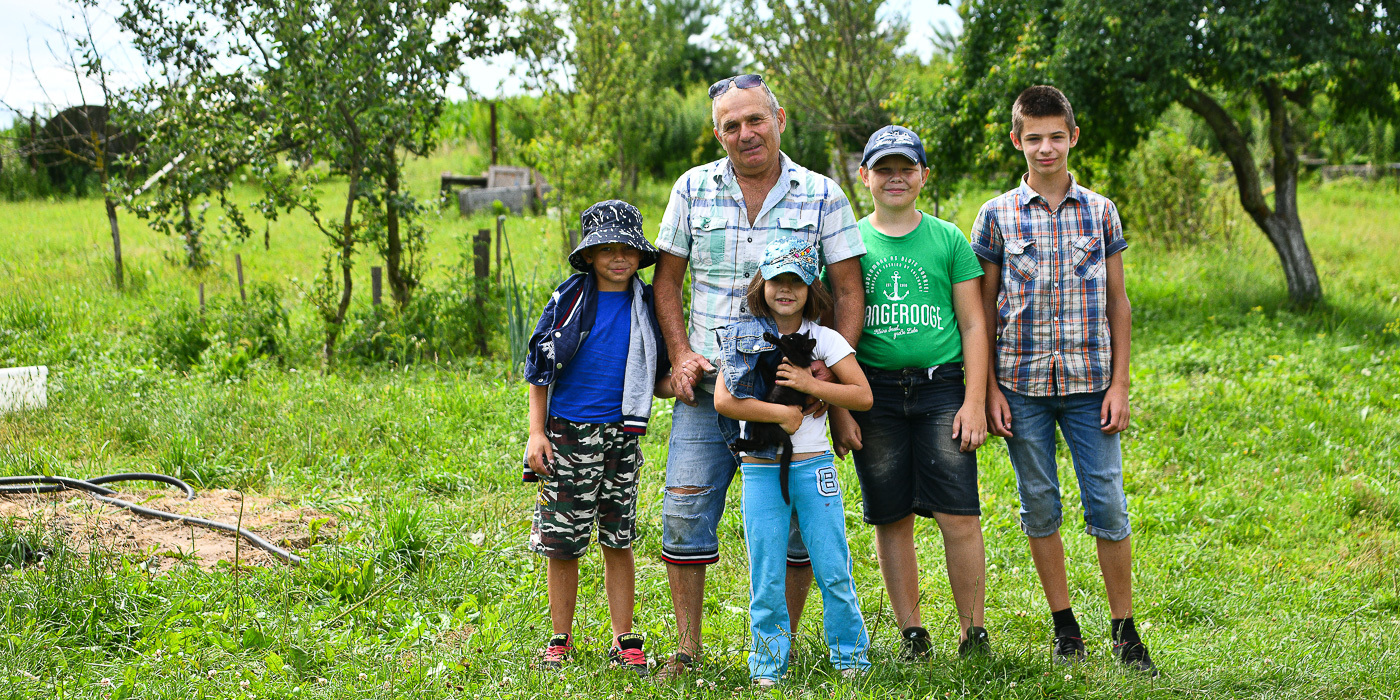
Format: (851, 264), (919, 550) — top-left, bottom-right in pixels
(568, 200), (659, 273)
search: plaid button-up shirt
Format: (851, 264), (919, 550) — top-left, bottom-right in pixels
(656, 152), (864, 363)
(970, 176), (1128, 397)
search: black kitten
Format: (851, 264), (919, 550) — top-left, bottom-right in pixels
(732, 331), (818, 504)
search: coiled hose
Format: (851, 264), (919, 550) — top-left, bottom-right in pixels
(0, 473), (304, 565)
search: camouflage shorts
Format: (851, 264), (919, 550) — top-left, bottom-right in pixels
(529, 416), (643, 560)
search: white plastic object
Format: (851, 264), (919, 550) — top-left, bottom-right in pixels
(0, 366), (48, 414)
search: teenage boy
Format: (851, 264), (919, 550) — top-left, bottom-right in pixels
(523, 200), (674, 676)
(834, 125), (991, 659)
(970, 86), (1157, 676)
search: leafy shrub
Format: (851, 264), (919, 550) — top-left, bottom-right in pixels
(146, 283), (290, 371)
(1117, 129), (1243, 247)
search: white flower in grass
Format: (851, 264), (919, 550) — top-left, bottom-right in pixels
(240, 680), (250, 689)
(1064, 673), (1072, 680)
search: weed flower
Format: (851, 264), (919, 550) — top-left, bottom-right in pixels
(99, 678), (114, 688)
(240, 681), (250, 689)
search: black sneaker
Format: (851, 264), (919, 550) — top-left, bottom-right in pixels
(538, 633), (572, 670)
(957, 626), (991, 658)
(608, 632), (649, 677)
(1053, 632), (1086, 664)
(1113, 639), (1159, 677)
(897, 626), (931, 661)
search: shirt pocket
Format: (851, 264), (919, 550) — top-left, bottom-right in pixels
(689, 211), (733, 267)
(776, 211), (821, 249)
(1004, 238), (1039, 283)
(1071, 235), (1105, 280)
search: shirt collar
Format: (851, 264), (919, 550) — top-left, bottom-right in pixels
(713, 151), (801, 188)
(1017, 172), (1086, 208)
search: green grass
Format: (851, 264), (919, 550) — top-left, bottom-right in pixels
(0, 168), (1397, 698)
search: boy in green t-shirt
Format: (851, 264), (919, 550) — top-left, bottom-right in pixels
(830, 125), (992, 658)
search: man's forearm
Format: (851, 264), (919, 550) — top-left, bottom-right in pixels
(653, 253), (695, 360)
(825, 258), (865, 348)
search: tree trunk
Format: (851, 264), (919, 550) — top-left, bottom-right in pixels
(323, 169), (359, 367)
(105, 194), (123, 289)
(1179, 87), (1322, 307)
(384, 160), (410, 307)
(829, 139), (866, 220)
(180, 193), (203, 269)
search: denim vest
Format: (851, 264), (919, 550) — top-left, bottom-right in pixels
(715, 316), (786, 461)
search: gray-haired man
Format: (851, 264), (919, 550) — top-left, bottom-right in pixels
(652, 74), (866, 676)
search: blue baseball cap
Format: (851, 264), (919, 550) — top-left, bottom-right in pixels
(759, 236), (818, 285)
(861, 125), (927, 167)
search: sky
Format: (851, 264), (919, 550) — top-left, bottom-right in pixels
(0, 0), (962, 120)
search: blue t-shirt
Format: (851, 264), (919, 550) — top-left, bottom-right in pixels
(549, 291), (631, 423)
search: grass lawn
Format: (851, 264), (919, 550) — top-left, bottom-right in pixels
(0, 165), (1397, 699)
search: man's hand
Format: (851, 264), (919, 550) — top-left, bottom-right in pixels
(672, 350), (714, 407)
(830, 408), (862, 458)
(986, 384), (1013, 438)
(1100, 384), (1130, 434)
(526, 431), (553, 477)
(951, 403), (988, 453)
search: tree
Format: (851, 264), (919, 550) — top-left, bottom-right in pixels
(908, 0), (1400, 307)
(515, 0), (672, 242)
(730, 0), (908, 218)
(120, 0), (510, 364)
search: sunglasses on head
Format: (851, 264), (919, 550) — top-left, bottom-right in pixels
(708, 74), (765, 99)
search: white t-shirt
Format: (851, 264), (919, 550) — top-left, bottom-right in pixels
(739, 320), (856, 457)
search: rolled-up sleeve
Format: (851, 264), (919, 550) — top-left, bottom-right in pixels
(655, 181), (692, 259)
(817, 190), (864, 265)
(970, 203), (1003, 264)
(1102, 200), (1128, 258)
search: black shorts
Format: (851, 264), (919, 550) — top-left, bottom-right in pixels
(849, 364), (981, 524)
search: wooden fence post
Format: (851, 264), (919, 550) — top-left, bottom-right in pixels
(474, 229), (491, 356)
(371, 266), (383, 306)
(198, 283), (205, 314)
(495, 215), (505, 284)
(489, 102), (499, 166)
(235, 253), (247, 303)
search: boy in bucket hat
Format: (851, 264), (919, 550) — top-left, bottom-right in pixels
(523, 200), (674, 676)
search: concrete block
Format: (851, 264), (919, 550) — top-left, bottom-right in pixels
(458, 186), (534, 216)
(0, 366), (48, 414)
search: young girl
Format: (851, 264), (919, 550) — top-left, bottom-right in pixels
(713, 236), (873, 685)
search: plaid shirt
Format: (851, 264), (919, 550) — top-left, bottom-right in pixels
(970, 176), (1128, 397)
(656, 152), (864, 362)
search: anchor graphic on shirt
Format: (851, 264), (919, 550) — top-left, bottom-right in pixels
(884, 271), (910, 301)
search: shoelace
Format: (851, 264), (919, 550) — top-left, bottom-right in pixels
(543, 644), (572, 662)
(1055, 636), (1083, 654)
(613, 646), (646, 666)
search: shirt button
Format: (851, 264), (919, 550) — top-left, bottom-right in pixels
(747, 237), (753, 243)
(1054, 282), (1060, 288)
(554, 331), (561, 337)
(556, 363), (563, 369)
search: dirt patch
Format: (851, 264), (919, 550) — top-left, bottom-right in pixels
(0, 489), (338, 570)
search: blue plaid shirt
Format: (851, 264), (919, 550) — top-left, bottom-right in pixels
(970, 176), (1128, 397)
(656, 152), (864, 363)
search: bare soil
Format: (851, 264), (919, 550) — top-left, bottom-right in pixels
(0, 489), (338, 570)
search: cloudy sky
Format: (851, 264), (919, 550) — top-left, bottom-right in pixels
(1, 0), (961, 120)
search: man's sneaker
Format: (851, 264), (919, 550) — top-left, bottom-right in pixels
(538, 633), (572, 670)
(957, 626), (991, 658)
(608, 633), (649, 677)
(1053, 632), (1087, 664)
(652, 651), (697, 682)
(897, 626), (932, 661)
(1113, 639), (1160, 677)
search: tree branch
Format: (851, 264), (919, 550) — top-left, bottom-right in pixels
(1178, 87), (1272, 227)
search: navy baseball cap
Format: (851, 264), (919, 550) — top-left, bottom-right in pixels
(861, 125), (927, 167)
(568, 200), (659, 273)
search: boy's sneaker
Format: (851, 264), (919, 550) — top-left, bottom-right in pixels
(957, 626), (991, 658)
(897, 626), (932, 661)
(1113, 639), (1160, 677)
(1053, 632), (1087, 664)
(608, 633), (649, 677)
(538, 633), (572, 670)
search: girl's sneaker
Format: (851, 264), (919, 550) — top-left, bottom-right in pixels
(538, 633), (572, 670)
(608, 633), (648, 677)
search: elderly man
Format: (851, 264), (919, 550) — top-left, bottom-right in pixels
(652, 74), (866, 676)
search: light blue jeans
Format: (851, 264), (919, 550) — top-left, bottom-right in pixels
(742, 453), (869, 681)
(1001, 386), (1132, 540)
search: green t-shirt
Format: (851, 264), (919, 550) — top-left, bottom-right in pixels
(852, 211), (983, 370)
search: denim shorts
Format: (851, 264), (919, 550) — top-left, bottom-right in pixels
(849, 363), (981, 524)
(661, 388), (810, 567)
(1000, 385), (1131, 541)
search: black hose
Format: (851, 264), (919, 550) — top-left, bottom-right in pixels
(0, 474), (304, 565)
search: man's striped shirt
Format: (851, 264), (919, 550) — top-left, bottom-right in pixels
(656, 152), (864, 362)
